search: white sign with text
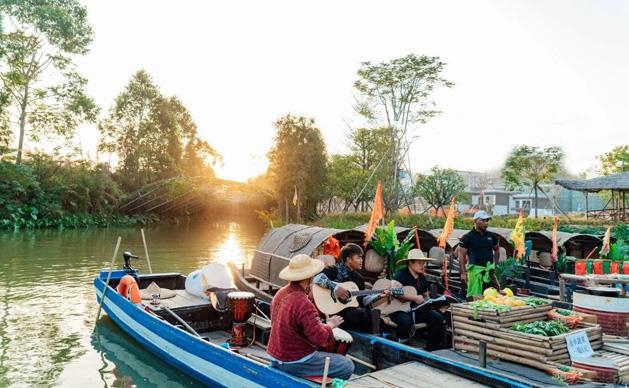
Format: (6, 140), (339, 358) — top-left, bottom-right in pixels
(566, 330), (594, 359)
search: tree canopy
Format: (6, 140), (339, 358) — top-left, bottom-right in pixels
(414, 166), (466, 214)
(267, 115), (327, 221)
(98, 70), (221, 191)
(353, 53), (453, 209)
(501, 145), (564, 218)
(597, 145), (629, 175)
(0, 0), (97, 164)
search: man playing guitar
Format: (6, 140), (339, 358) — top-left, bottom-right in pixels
(313, 243), (402, 333)
(388, 249), (447, 350)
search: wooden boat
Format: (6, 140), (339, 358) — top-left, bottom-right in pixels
(94, 260), (539, 387)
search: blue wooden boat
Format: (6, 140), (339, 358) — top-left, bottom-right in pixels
(94, 255), (551, 387)
(93, 267), (316, 387)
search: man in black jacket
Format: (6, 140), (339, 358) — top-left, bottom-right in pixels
(313, 243), (391, 333)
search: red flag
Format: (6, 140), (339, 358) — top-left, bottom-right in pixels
(364, 182), (384, 245)
(551, 216), (559, 262)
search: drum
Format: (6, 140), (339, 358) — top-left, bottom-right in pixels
(227, 291), (255, 347)
(227, 291), (255, 323)
(320, 328), (353, 355)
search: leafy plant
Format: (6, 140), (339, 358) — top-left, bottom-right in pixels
(368, 220), (416, 279)
(495, 257), (524, 286)
(615, 223), (629, 242)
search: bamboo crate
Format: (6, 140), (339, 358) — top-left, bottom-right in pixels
(452, 301), (603, 366)
(451, 300), (553, 328)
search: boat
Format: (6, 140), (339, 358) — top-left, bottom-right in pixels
(228, 223), (626, 386)
(94, 253), (537, 387)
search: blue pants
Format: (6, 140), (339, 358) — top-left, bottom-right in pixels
(270, 351), (354, 380)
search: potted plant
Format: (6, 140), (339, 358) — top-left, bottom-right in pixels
(368, 220), (416, 279)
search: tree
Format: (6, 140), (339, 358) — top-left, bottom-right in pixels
(501, 145), (564, 218)
(98, 70), (221, 190)
(326, 154), (365, 212)
(267, 115), (328, 221)
(354, 54), (453, 210)
(414, 167), (466, 214)
(0, 0), (98, 164)
(597, 145), (629, 175)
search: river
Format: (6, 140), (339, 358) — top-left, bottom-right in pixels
(0, 219), (267, 387)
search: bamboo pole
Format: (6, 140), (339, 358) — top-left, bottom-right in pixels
(141, 228), (153, 273)
(95, 237), (122, 324)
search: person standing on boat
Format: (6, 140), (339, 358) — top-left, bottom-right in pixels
(458, 210), (501, 300)
(267, 254), (354, 380)
(388, 249), (447, 350)
(313, 243), (393, 333)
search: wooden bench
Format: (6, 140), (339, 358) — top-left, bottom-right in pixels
(249, 274), (283, 293)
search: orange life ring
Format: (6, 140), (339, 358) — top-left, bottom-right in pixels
(117, 275), (142, 304)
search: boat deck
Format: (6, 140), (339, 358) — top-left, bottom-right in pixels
(347, 361), (488, 387)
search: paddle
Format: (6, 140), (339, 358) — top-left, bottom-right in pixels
(163, 306), (202, 338)
(141, 228), (153, 273)
(95, 236), (122, 324)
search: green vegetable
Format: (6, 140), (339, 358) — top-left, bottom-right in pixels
(511, 320), (569, 336)
(555, 309), (572, 316)
(524, 297), (550, 307)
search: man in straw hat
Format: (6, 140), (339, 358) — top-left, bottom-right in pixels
(267, 254), (354, 380)
(458, 210), (501, 300)
(388, 249), (447, 350)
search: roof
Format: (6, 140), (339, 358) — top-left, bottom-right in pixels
(555, 172), (629, 193)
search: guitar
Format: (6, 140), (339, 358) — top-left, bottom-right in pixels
(312, 278), (416, 315)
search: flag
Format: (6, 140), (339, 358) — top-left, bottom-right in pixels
(511, 212), (525, 260)
(364, 181), (384, 245)
(550, 216), (559, 262)
(600, 226), (611, 256)
(438, 197), (457, 291)
(292, 185), (298, 206)
(438, 197), (457, 249)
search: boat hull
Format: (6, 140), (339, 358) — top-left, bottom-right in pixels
(93, 277), (313, 387)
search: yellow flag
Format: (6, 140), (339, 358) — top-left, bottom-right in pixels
(438, 197), (457, 249)
(511, 212), (525, 260)
(364, 182), (385, 245)
(292, 186), (298, 206)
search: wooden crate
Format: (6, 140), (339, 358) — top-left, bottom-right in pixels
(453, 311), (603, 365)
(451, 300), (553, 328)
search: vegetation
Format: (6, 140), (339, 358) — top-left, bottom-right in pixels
(354, 54), (453, 211)
(267, 115), (328, 222)
(414, 167), (467, 215)
(98, 70), (221, 192)
(0, 0), (98, 164)
(367, 221), (415, 279)
(501, 145), (565, 218)
(597, 145), (629, 175)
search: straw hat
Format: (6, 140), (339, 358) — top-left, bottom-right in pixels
(279, 254), (325, 281)
(140, 281), (177, 300)
(396, 248), (435, 265)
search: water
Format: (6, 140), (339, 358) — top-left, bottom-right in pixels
(0, 220), (266, 387)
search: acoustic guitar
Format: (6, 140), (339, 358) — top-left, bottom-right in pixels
(312, 278), (416, 315)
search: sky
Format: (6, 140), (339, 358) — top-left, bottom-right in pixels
(74, 0), (629, 182)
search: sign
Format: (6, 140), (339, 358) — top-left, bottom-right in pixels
(566, 330), (594, 359)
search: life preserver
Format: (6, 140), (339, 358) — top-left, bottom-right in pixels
(117, 275), (142, 304)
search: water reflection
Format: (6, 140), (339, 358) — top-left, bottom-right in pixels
(0, 219), (265, 387)
(91, 318), (193, 388)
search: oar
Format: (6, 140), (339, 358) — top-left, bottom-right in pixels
(163, 306), (202, 338)
(321, 356), (330, 388)
(141, 228), (153, 273)
(95, 236), (122, 324)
